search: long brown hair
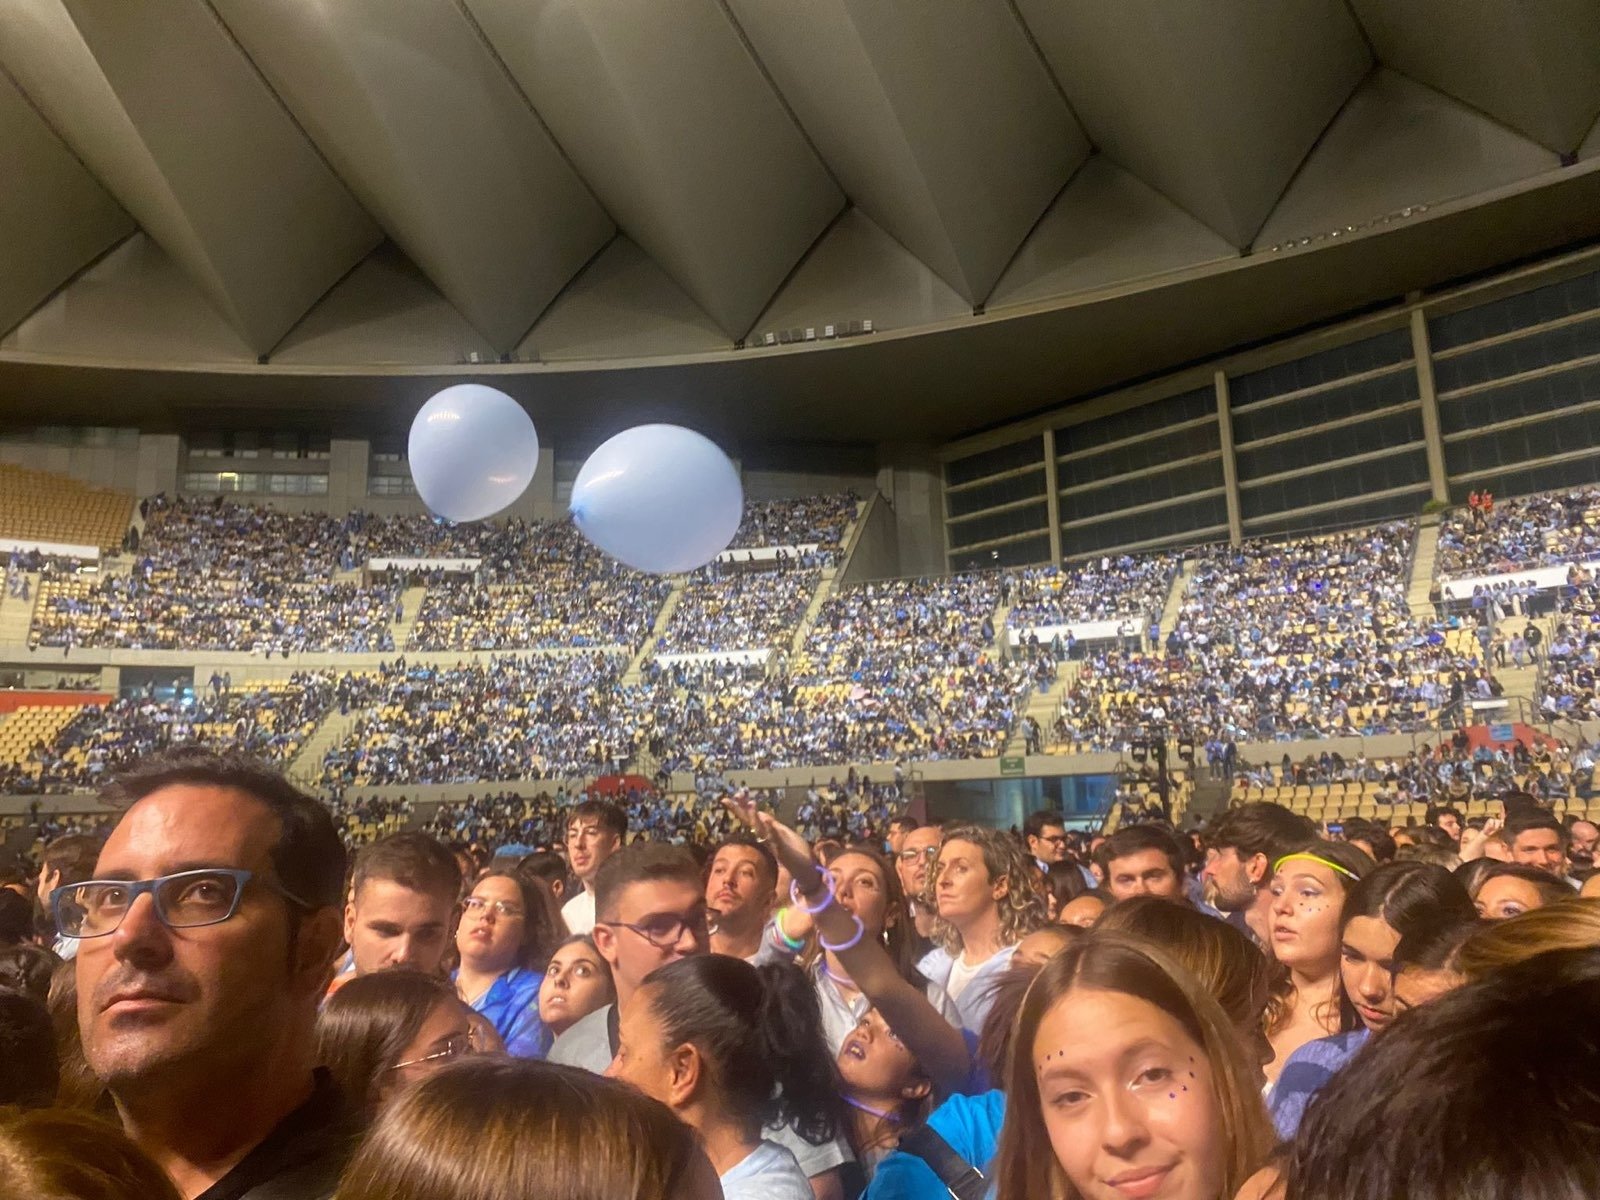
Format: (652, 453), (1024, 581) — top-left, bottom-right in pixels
(47, 958), (107, 1113)
(994, 932), (1273, 1200)
(333, 1058), (705, 1200)
(316, 970), (467, 1113)
(0, 1108), (182, 1200)
(1458, 898), (1600, 979)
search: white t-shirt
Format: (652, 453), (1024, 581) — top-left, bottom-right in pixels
(561, 889), (596, 935)
(945, 952), (985, 1003)
(721, 1140), (814, 1200)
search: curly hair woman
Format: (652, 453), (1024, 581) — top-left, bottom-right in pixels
(920, 824), (1046, 1036)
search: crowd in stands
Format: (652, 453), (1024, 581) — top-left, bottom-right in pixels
(1055, 522), (1493, 748)
(727, 492), (858, 559)
(1436, 484), (1600, 578)
(1005, 553), (1178, 630)
(3, 744), (1597, 1200)
(656, 568), (819, 654)
(317, 655), (641, 787)
(0, 672), (371, 794)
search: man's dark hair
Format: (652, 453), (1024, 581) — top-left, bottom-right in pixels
(1425, 804), (1464, 829)
(351, 833), (461, 904)
(1284, 948), (1600, 1200)
(0, 987), (58, 1108)
(1023, 810), (1066, 841)
(595, 843), (702, 922)
(566, 799), (627, 841)
(0, 944), (60, 1005)
(706, 832), (777, 888)
(887, 815), (918, 833)
(1503, 808), (1566, 847)
(0, 892), (32, 947)
(1095, 824), (1184, 879)
(0, 850), (28, 890)
(103, 747), (346, 910)
(40, 834), (101, 887)
(1203, 803), (1315, 872)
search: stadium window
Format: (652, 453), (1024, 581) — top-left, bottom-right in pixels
(369, 474), (417, 497)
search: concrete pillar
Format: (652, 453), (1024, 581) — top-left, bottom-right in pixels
(99, 666), (121, 694)
(875, 444), (943, 578)
(135, 434), (182, 498)
(1213, 371), (1243, 546)
(329, 439), (368, 512)
(1410, 309), (1452, 504)
(1041, 429), (1063, 565)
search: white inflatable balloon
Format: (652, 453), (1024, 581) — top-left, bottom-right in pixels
(570, 424), (743, 574)
(408, 385), (538, 523)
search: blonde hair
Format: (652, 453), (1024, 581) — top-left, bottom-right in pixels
(994, 932), (1274, 1200)
(334, 1057), (703, 1200)
(0, 1108), (181, 1200)
(1458, 898), (1600, 980)
(928, 824), (1046, 955)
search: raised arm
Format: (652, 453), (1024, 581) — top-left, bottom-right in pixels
(725, 796), (972, 1094)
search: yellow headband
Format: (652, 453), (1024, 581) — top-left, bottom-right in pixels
(1273, 851), (1360, 881)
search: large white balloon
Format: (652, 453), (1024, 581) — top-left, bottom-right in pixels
(570, 424), (743, 574)
(408, 385), (539, 523)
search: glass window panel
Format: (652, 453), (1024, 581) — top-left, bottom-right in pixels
(947, 501), (1049, 550)
(950, 534), (1051, 571)
(945, 438), (1044, 487)
(945, 467), (1046, 517)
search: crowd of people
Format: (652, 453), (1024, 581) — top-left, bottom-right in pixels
(657, 567), (821, 654)
(316, 654), (641, 787)
(0, 673), (371, 794)
(2, 746), (1596, 1200)
(727, 493), (860, 558)
(1435, 483), (1600, 578)
(1005, 553), (1178, 632)
(1053, 522), (1497, 748)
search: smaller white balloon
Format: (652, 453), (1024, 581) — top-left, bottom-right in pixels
(570, 424), (743, 574)
(408, 384), (539, 523)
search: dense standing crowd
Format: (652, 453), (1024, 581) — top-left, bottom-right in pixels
(3, 747), (1597, 1200)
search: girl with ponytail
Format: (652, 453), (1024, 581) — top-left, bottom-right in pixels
(608, 954), (845, 1200)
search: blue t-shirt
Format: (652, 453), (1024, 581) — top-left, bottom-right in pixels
(1270, 1027), (1369, 1138)
(866, 1090), (1005, 1200)
(455, 966), (549, 1059)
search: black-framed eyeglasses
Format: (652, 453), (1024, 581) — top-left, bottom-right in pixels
(51, 868), (312, 939)
(600, 909), (710, 949)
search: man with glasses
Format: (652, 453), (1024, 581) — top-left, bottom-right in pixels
(550, 841), (854, 1197)
(895, 820), (943, 942)
(1023, 810), (1070, 872)
(59, 747), (352, 1200)
(549, 842), (709, 1071)
(559, 799), (627, 935)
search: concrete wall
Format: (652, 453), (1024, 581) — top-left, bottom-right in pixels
(836, 492), (900, 585)
(876, 444), (945, 578)
(0, 427), (147, 494)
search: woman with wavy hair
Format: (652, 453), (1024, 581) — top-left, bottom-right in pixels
(920, 823), (1046, 1035)
(994, 933), (1273, 1200)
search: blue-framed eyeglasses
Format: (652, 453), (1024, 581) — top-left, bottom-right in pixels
(51, 868), (313, 939)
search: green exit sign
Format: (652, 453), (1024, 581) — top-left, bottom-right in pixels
(1000, 756), (1025, 776)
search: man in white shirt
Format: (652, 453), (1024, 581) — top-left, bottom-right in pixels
(560, 799), (627, 934)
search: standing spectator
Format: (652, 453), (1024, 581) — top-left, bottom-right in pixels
(66, 749), (356, 1199)
(560, 801), (627, 936)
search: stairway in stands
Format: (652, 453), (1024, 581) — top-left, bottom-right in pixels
(1406, 519), (1442, 615)
(286, 708), (363, 789)
(1158, 560), (1197, 639)
(387, 585), (428, 651)
(622, 581), (685, 685)
(1006, 659), (1079, 757)
(788, 572), (835, 655)
(0, 574), (38, 646)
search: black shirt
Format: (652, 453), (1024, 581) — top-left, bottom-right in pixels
(194, 1069), (361, 1200)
